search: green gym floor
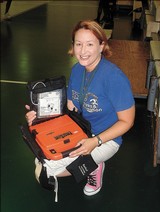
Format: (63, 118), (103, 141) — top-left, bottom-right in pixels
(1, 1), (160, 212)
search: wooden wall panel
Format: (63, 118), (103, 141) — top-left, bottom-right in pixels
(108, 40), (150, 97)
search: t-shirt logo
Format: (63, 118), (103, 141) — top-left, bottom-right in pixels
(83, 92), (102, 113)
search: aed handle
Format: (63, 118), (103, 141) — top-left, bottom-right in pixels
(62, 144), (82, 158)
(20, 125), (46, 163)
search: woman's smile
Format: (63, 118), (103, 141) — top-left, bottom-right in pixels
(74, 29), (104, 71)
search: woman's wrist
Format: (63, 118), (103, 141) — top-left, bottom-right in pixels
(92, 135), (103, 147)
(96, 135), (103, 147)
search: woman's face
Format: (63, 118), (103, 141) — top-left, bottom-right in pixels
(73, 29), (104, 71)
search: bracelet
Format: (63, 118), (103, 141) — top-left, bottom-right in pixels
(96, 135), (103, 147)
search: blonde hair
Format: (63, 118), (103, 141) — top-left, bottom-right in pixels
(68, 20), (112, 58)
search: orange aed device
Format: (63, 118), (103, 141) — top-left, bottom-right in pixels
(29, 115), (88, 160)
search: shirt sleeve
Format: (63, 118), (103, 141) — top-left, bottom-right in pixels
(107, 70), (135, 112)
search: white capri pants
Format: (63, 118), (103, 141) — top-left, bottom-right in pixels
(36, 140), (120, 177)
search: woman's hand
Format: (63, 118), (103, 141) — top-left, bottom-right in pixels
(67, 100), (78, 112)
(69, 137), (98, 158)
(25, 105), (36, 126)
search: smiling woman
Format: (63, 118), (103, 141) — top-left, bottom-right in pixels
(73, 29), (104, 71)
(25, 19), (135, 199)
(1, 1), (159, 211)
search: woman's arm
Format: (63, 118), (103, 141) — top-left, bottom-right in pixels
(69, 105), (135, 157)
(97, 105), (135, 143)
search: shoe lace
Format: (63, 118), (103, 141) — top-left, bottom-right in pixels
(87, 170), (97, 186)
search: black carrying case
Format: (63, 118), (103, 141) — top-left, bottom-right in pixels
(27, 76), (67, 124)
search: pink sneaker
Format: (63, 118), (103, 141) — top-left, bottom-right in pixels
(83, 162), (105, 196)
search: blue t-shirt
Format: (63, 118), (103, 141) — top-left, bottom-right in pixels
(67, 57), (135, 145)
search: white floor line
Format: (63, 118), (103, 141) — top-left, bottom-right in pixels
(0, 80), (27, 84)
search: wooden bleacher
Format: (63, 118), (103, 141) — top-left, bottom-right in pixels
(108, 39), (150, 97)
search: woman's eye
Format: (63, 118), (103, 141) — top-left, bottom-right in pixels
(75, 43), (81, 47)
(87, 43), (93, 47)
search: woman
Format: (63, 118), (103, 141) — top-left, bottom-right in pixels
(25, 20), (135, 197)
